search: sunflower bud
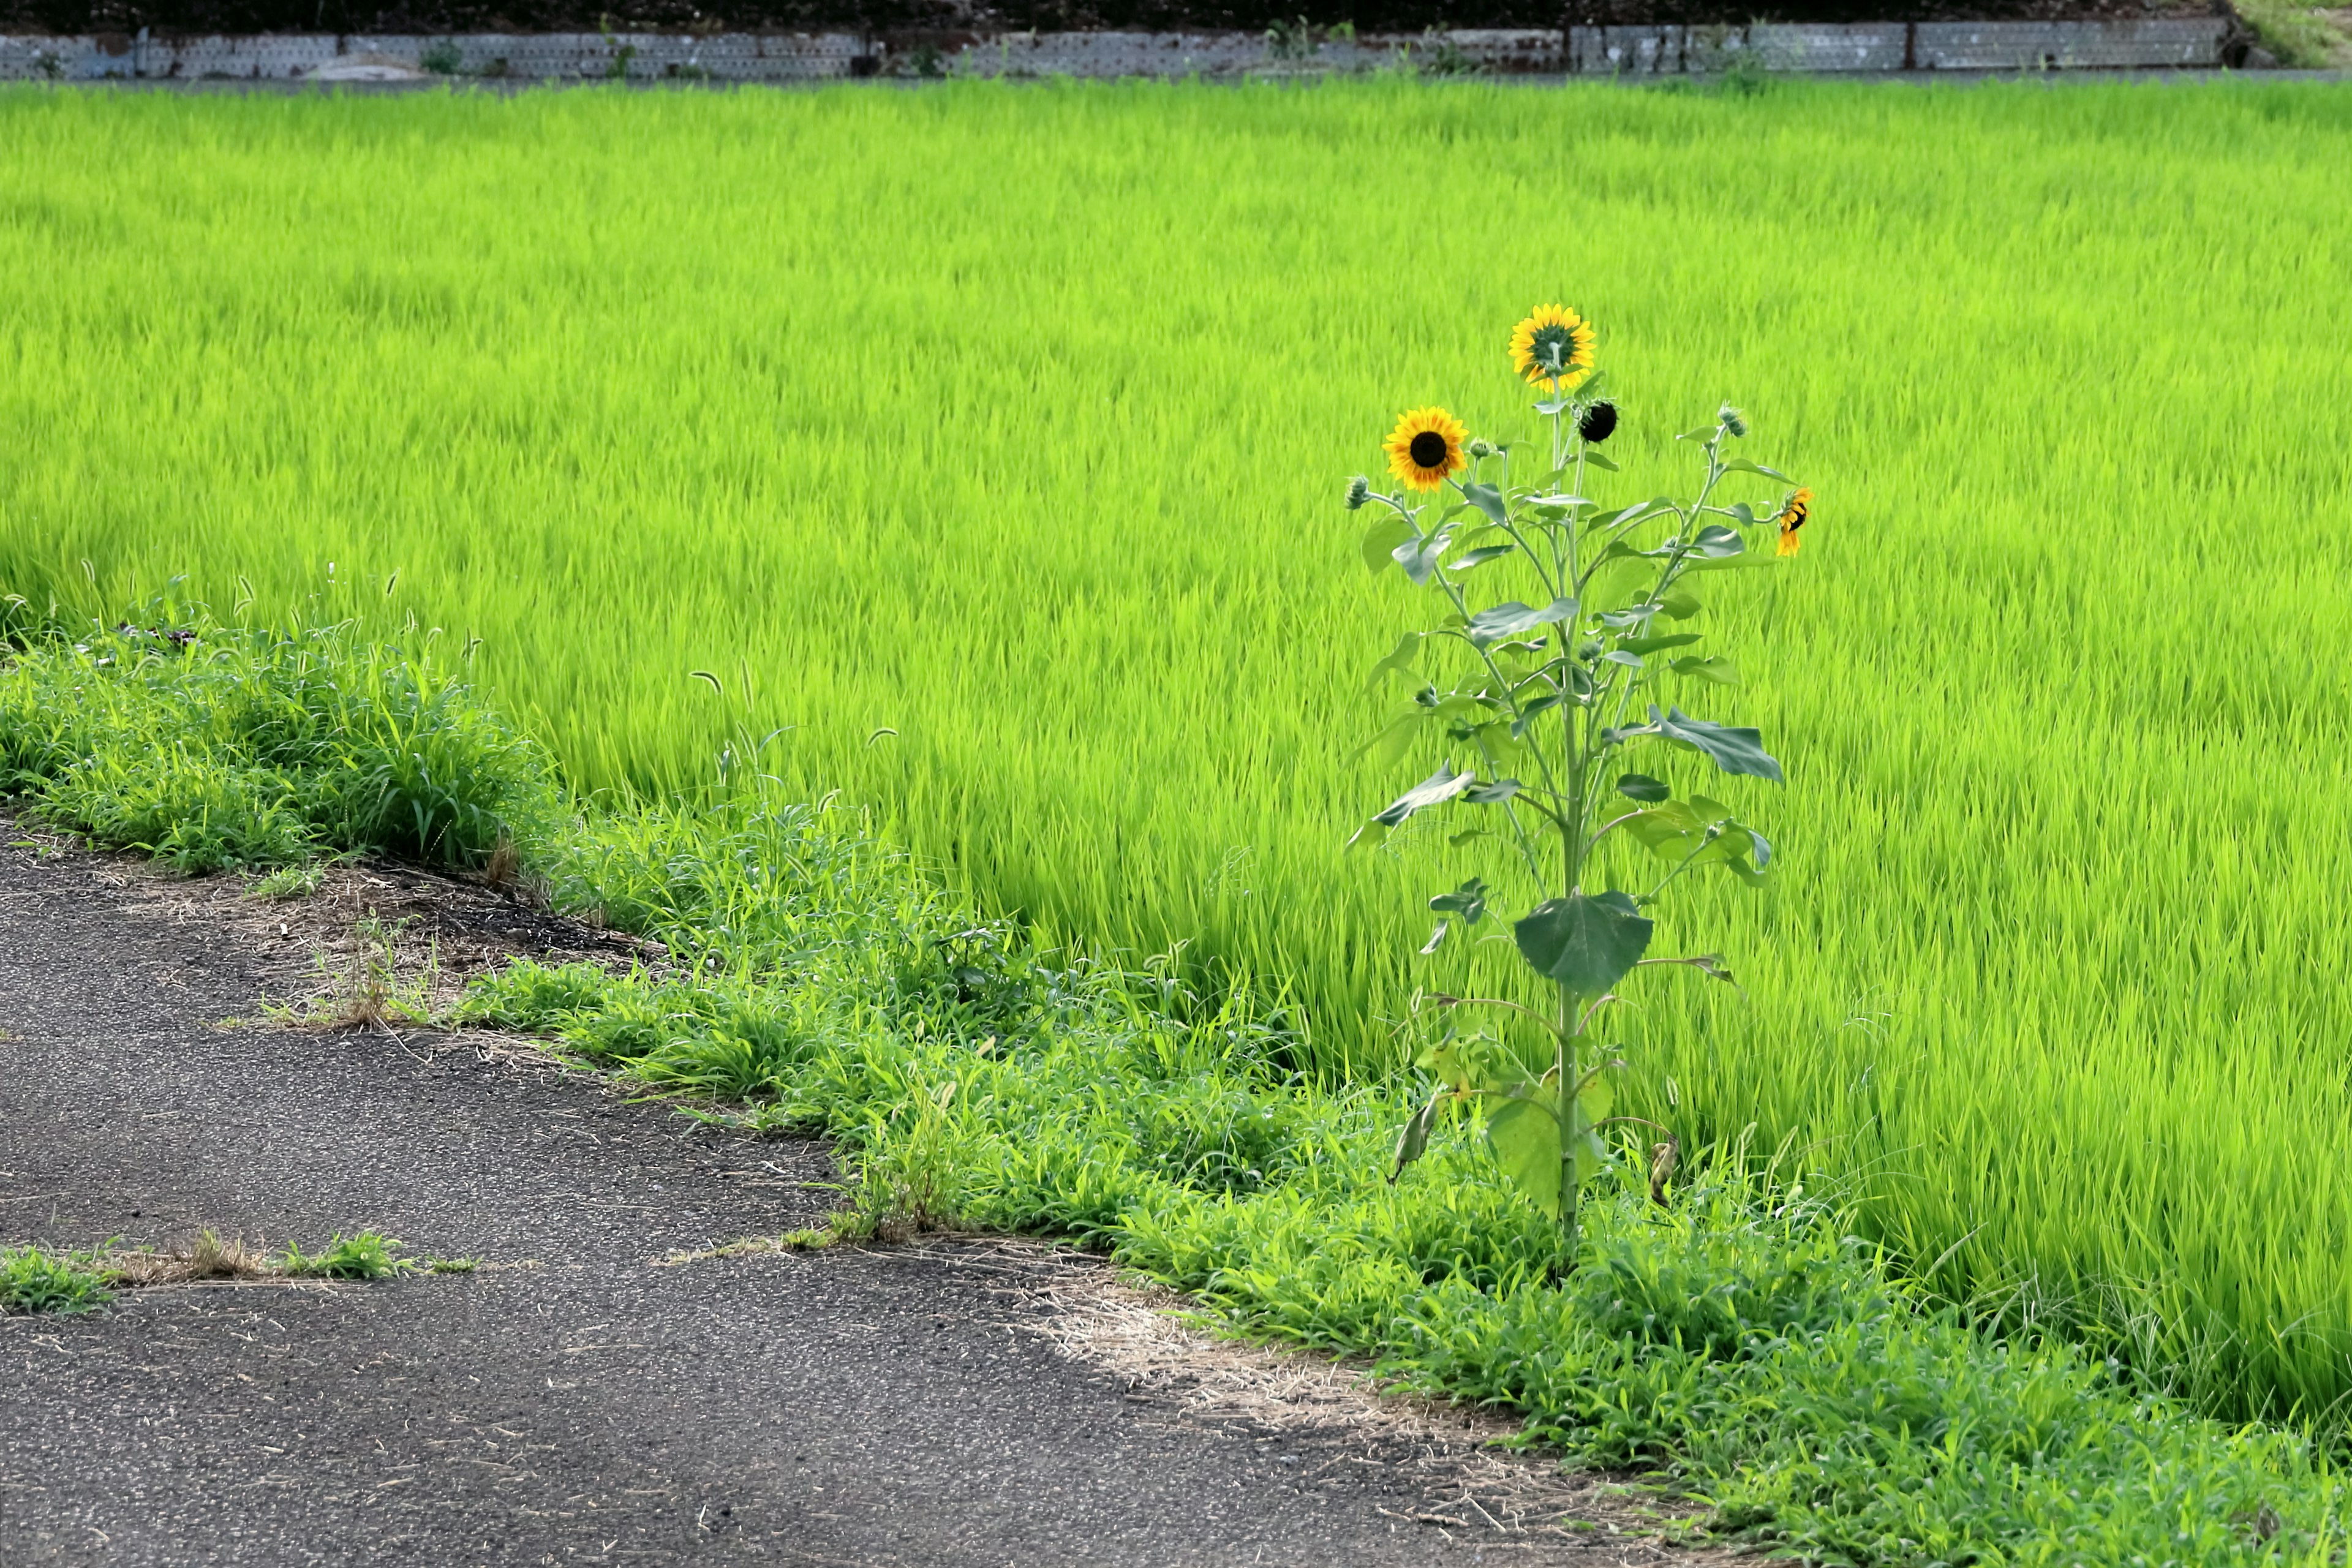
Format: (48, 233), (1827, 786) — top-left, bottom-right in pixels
(1344, 475), (1370, 511)
(1577, 401), (1618, 444)
(1719, 404), (1748, 439)
(1468, 438), (1496, 460)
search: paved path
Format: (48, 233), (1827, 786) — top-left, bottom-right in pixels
(0, 840), (1679, 1566)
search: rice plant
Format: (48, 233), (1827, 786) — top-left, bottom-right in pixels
(4, 77), (2352, 1422)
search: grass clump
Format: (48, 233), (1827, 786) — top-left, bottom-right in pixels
(0, 609), (557, 874)
(1, 1242), (115, 1315)
(278, 1231), (413, 1280)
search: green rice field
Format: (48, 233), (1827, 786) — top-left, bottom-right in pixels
(4, 77), (2352, 1425)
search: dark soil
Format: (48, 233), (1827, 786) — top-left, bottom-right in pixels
(0, 832), (1710, 1566)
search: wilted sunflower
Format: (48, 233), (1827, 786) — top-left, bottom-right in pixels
(1385, 407), (1468, 492)
(1776, 488), (1813, 557)
(1509, 304), (1596, 388)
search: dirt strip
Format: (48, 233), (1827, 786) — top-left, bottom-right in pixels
(0, 829), (1725, 1566)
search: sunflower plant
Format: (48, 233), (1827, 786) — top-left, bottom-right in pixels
(1354, 305), (1813, 1248)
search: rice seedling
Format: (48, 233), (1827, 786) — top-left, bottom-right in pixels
(3, 77), (2352, 1424)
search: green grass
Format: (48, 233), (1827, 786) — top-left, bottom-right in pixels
(4, 78), (2352, 1428)
(9, 620), (2351, 1564)
(279, 1231), (414, 1280)
(0, 1242), (115, 1315)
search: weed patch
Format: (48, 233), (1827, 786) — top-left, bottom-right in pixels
(1, 1242), (115, 1315)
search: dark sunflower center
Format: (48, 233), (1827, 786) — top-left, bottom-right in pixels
(1408, 431), (1450, 469)
(1532, 325), (1571, 369)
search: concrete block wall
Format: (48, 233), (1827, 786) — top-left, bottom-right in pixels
(0, 17), (2241, 81)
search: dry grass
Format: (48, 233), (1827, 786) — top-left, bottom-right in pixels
(103, 1230), (276, 1288)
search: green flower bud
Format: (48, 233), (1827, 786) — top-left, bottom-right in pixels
(1344, 475), (1371, 510)
(1719, 404), (1748, 439)
(1468, 438), (1496, 460)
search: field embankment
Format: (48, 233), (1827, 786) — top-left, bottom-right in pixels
(3, 78), (2351, 1428)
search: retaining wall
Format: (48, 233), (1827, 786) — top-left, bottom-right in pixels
(0, 17), (2241, 81)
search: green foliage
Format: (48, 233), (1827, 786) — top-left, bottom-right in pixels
(10, 79), (2352, 1423)
(0, 1242), (115, 1315)
(1358, 351), (1789, 1236)
(0, 612), (558, 873)
(279, 1231), (413, 1280)
(3, 629), (2346, 1562)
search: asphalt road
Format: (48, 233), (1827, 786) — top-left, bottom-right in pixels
(0, 837), (1682, 1566)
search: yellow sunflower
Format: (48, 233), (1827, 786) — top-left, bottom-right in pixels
(1384, 407), (1468, 492)
(1776, 488), (1813, 557)
(1509, 305), (1596, 388)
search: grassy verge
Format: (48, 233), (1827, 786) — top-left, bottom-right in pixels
(2, 616), (2344, 1562)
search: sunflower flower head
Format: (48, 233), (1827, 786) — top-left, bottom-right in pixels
(1509, 305), (1596, 389)
(1776, 487), (1813, 557)
(1578, 400), (1618, 444)
(1384, 407), (1468, 492)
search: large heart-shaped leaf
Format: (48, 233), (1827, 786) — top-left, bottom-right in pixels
(1485, 1098), (1563, 1219)
(1512, 891), (1654, 996)
(1360, 514), (1415, 574)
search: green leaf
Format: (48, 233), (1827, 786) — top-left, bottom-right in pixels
(1372, 762), (1476, 827)
(1657, 589), (1702, 620)
(1467, 598), (1579, 650)
(1509, 693), (1561, 739)
(1350, 709), (1428, 766)
(1621, 633), (1702, 655)
(1689, 524), (1744, 559)
(1486, 1097), (1563, 1219)
(1607, 705), (1784, 783)
(1419, 921), (1450, 955)
(1616, 773), (1670, 803)
(1675, 425), (1716, 443)
(1601, 650), (1642, 669)
(1513, 891), (1655, 996)
(1452, 545), (1515, 573)
(1670, 655), (1740, 686)
(1429, 876), (1490, 922)
(1460, 482), (1510, 528)
(1360, 514), (1415, 573)
(1721, 456), (1792, 483)
(1362, 633), (1422, 693)
(1388, 1091), (1441, 1183)
(1581, 450), (1619, 472)
(1393, 525), (1455, 587)
(1463, 779), (1522, 805)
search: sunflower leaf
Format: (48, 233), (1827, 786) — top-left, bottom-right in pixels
(1450, 545), (1515, 573)
(1460, 483), (1510, 529)
(1581, 450), (1621, 472)
(1371, 762), (1477, 827)
(1393, 526), (1455, 587)
(1466, 598), (1579, 650)
(1362, 632), (1422, 693)
(1721, 457), (1792, 482)
(1360, 515), (1415, 574)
